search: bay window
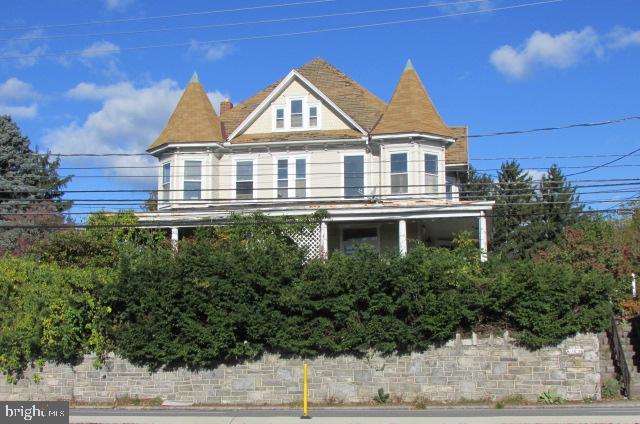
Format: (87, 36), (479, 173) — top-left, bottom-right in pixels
(390, 152), (408, 194)
(162, 162), (170, 201)
(425, 153), (439, 196)
(183, 160), (201, 200)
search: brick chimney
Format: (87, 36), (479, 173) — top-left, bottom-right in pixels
(220, 98), (233, 115)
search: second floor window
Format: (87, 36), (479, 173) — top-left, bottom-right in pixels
(236, 160), (254, 200)
(277, 159), (288, 199)
(390, 153), (408, 194)
(183, 160), (202, 200)
(162, 162), (170, 201)
(344, 155), (364, 198)
(425, 153), (439, 195)
(290, 100), (303, 128)
(295, 158), (307, 198)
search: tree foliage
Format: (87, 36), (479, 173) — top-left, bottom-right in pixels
(0, 257), (112, 382)
(0, 115), (71, 255)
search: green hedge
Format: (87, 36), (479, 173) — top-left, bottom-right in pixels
(0, 216), (620, 378)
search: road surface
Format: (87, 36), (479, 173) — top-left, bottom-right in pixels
(70, 405), (640, 423)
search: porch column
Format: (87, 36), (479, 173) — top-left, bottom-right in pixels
(320, 221), (328, 259)
(399, 219), (407, 257)
(478, 211), (488, 262)
(171, 227), (179, 251)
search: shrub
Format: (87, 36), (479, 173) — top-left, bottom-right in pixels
(373, 388), (390, 404)
(486, 260), (614, 349)
(0, 257), (112, 382)
(538, 389), (563, 404)
(602, 378), (621, 399)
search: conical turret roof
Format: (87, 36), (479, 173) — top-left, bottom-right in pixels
(372, 60), (452, 138)
(148, 73), (223, 150)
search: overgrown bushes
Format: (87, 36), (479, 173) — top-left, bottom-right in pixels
(0, 257), (112, 382)
(0, 213), (623, 379)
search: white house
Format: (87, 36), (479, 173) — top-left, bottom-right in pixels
(140, 58), (493, 259)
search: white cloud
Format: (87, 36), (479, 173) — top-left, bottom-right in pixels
(0, 78), (40, 118)
(0, 30), (48, 68)
(0, 103), (38, 118)
(81, 41), (121, 59)
(490, 27), (601, 79)
(0, 78), (38, 100)
(44, 79), (228, 184)
(525, 169), (547, 182)
(104, 0), (134, 12)
(187, 42), (233, 62)
(607, 26), (640, 49)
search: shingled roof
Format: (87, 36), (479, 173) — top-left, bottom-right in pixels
(372, 60), (452, 138)
(446, 126), (469, 166)
(148, 73), (223, 151)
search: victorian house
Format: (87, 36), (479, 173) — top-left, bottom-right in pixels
(139, 58), (493, 259)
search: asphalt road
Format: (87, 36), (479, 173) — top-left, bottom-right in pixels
(70, 406), (640, 424)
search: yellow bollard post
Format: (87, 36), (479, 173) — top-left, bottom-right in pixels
(301, 362), (311, 419)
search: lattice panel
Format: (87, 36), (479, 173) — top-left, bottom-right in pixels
(289, 224), (322, 260)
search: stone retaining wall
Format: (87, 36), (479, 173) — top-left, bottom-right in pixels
(0, 333), (601, 404)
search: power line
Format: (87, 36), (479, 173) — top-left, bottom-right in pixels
(466, 116), (640, 139)
(0, 0), (494, 42)
(0, 0), (338, 32)
(0, 207), (634, 230)
(42, 113), (640, 158)
(0, 0), (563, 61)
(566, 145), (640, 177)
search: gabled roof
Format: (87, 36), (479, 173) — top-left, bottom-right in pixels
(220, 58), (386, 138)
(148, 73), (223, 151)
(372, 60), (452, 138)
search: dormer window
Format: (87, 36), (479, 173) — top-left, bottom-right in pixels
(290, 99), (303, 128)
(309, 106), (318, 128)
(275, 108), (284, 129)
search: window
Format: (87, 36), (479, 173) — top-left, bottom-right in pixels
(309, 106), (318, 128)
(342, 227), (378, 255)
(183, 160), (202, 200)
(162, 162), (170, 201)
(277, 159), (288, 199)
(295, 158), (307, 198)
(344, 155), (364, 198)
(236, 160), (254, 199)
(425, 153), (439, 196)
(390, 153), (408, 194)
(290, 99), (303, 128)
(275, 107), (284, 129)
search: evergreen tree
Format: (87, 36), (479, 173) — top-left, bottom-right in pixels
(0, 115), (71, 255)
(490, 160), (542, 259)
(460, 165), (494, 201)
(538, 164), (582, 247)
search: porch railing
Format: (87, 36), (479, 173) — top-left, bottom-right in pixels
(609, 314), (631, 398)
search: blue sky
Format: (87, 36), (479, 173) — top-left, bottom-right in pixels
(1, 0), (639, 215)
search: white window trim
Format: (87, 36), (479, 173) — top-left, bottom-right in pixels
(271, 95), (322, 132)
(181, 156), (206, 202)
(272, 154), (310, 200)
(232, 157), (258, 200)
(160, 160), (172, 204)
(387, 149), (410, 196)
(273, 106), (285, 130)
(340, 152), (368, 199)
(422, 148), (444, 198)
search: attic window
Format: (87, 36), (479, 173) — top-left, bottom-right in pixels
(290, 100), (303, 128)
(275, 108), (284, 129)
(309, 106), (318, 128)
